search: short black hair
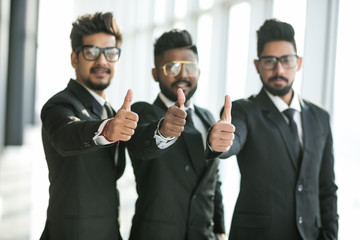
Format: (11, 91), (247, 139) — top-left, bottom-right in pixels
(154, 29), (198, 67)
(256, 18), (297, 57)
(70, 12), (122, 52)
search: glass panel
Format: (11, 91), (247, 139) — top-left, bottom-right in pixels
(333, 1), (360, 239)
(272, 0), (307, 92)
(199, 0), (214, 10)
(136, 0), (152, 28)
(175, 0), (187, 18)
(173, 21), (186, 29)
(226, 2), (251, 100)
(154, 0), (166, 24)
(195, 14), (212, 106)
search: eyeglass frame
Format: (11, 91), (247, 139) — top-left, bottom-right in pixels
(75, 45), (121, 62)
(258, 54), (299, 70)
(160, 60), (199, 77)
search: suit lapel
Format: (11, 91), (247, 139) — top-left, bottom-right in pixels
(67, 79), (119, 170)
(153, 96), (168, 112)
(182, 106), (210, 176)
(194, 106), (215, 169)
(67, 79), (104, 119)
(298, 98), (314, 171)
(194, 106), (214, 129)
(257, 89), (299, 170)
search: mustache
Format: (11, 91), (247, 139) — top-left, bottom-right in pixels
(90, 67), (111, 74)
(171, 80), (191, 88)
(269, 75), (288, 83)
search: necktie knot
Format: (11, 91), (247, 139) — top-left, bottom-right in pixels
(103, 101), (114, 119)
(283, 108), (295, 118)
(283, 108), (296, 127)
(186, 109), (194, 127)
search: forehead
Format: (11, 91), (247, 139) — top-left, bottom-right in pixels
(82, 32), (117, 48)
(261, 41), (296, 57)
(160, 49), (198, 64)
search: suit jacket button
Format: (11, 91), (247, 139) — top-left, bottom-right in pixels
(298, 184), (303, 192)
(185, 165), (191, 172)
(298, 216), (303, 224)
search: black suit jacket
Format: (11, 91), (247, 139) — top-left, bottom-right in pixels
(40, 79), (125, 240)
(209, 89), (338, 240)
(127, 96), (225, 240)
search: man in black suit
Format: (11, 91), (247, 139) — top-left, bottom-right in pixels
(127, 29), (226, 240)
(208, 19), (338, 239)
(40, 12), (138, 240)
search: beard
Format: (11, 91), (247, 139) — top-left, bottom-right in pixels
(82, 67), (111, 91)
(86, 79), (110, 91)
(159, 79), (197, 103)
(261, 75), (293, 97)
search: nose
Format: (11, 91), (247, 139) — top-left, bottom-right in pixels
(95, 52), (107, 65)
(177, 64), (188, 78)
(274, 59), (285, 73)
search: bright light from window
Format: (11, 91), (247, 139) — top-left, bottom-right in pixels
(175, 0), (187, 19)
(333, 1), (360, 238)
(226, 3), (251, 100)
(199, 0), (214, 10)
(196, 14), (213, 106)
(154, 0), (166, 24)
(272, 0), (307, 92)
(173, 21), (186, 30)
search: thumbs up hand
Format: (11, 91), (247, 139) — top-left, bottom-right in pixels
(106, 89), (139, 142)
(159, 88), (187, 138)
(209, 95), (235, 152)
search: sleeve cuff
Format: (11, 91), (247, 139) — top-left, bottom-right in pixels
(93, 119), (115, 145)
(154, 118), (177, 149)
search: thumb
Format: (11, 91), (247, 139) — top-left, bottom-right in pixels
(175, 88), (185, 109)
(220, 95), (231, 123)
(120, 89), (133, 111)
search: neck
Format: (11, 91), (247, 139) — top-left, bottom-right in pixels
(94, 90), (106, 99)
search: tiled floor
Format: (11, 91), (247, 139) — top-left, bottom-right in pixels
(0, 125), (359, 239)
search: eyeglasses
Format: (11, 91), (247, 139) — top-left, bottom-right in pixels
(76, 45), (121, 62)
(161, 61), (199, 77)
(258, 55), (299, 70)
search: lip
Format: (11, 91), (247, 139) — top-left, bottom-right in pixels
(90, 67), (110, 77)
(270, 77), (287, 85)
(174, 82), (190, 91)
(273, 78), (285, 84)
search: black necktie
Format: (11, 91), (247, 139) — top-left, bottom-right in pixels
(185, 109), (205, 175)
(103, 101), (114, 119)
(283, 108), (302, 166)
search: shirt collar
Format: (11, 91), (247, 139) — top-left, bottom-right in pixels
(75, 79), (107, 106)
(158, 92), (194, 111)
(264, 88), (301, 113)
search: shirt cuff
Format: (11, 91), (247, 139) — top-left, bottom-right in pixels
(154, 118), (177, 149)
(93, 119), (114, 145)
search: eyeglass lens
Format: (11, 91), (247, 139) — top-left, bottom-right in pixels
(260, 55), (298, 69)
(82, 45), (121, 62)
(164, 62), (198, 77)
